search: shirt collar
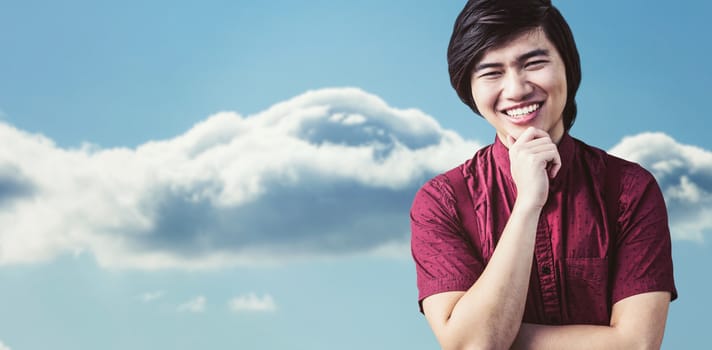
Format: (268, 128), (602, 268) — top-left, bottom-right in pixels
(492, 132), (575, 191)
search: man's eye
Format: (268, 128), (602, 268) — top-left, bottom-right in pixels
(479, 71), (502, 78)
(525, 60), (548, 69)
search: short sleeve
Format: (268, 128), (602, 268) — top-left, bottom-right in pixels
(611, 163), (678, 304)
(410, 174), (484, 312)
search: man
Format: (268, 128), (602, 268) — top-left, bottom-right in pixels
(410, 1), (677, 349)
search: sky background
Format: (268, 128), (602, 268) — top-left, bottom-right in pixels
(1, 1), (710, 349)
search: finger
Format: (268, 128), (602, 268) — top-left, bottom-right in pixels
(514, 127), (551, 146)
(512, 127), (540, 145)
(528, 150), (559, 167)
(523, 148), (559, 173)
(526, 144), (558, 156)
(547, 150), (562, 178)
(519, 137), (555, 149)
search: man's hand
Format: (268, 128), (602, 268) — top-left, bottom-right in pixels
(507, 127), (561, 209)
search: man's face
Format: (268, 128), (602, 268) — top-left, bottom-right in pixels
(470, 27), (568, 147)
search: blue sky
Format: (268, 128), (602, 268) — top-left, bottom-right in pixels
(0, 1), (710, 349)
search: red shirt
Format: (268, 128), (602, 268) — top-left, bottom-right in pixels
(411, 133), (677, 325)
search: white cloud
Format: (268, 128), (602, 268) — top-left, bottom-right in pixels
(610, 132), (712, 241)
(229, 293), (277, 313)
(177, 296), (206, 313)
(2, 88), (709, 271)
(0, 340), (11, 350)
(0, 87), (480, 269)
(140, 291), (165, 302)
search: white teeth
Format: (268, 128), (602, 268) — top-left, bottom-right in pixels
(505, 103), (540, 117)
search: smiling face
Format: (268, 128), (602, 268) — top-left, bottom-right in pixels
(470, 27), (568, 147)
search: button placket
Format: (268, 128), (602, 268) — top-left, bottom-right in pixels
(534, 215), (561, 322)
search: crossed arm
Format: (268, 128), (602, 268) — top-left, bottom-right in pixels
(424, 289), (670, 350)
(512, 291), (670, 350)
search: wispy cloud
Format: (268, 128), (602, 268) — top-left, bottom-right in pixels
(177, 296), (206, 313)
(229, 293), (277, 313)
(610, 132), (712, 241)
(140, 291), (164, 303)
(0, 87), (479, 269)
(0, 339), (11, 350)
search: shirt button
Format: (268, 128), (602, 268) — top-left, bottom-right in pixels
(541, 265), (551, 275)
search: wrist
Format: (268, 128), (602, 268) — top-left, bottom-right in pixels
(512, 199), (544, 217)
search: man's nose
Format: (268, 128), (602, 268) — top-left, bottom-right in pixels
(502, 71), (533, 100)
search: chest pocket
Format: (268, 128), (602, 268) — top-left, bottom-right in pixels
(561, 257), (610, 324)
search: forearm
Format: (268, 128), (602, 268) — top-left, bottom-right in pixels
(512, 323), (631, 350)
(512, 322), (665, 350)
(511, 292), (670, 350)
(438, 203), (541, 349)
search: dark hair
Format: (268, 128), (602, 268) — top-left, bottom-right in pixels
(447, 0), (581, 131)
